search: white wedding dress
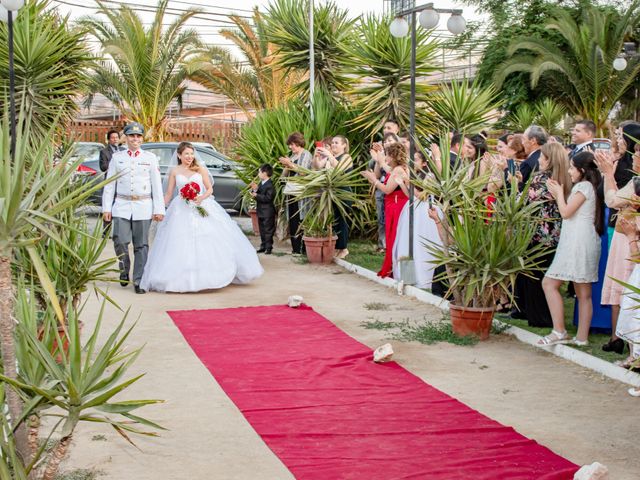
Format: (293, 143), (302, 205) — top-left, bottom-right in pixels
(140, 172), (263, 292)
(392, 200), (443, 289)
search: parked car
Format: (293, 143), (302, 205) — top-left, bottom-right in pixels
(191, 141), (218, 153)
(67, 142), (105, 205)
(141, 142), (244, 211)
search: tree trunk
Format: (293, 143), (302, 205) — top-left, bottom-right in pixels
(0, 255), (30, 462)
(41, 435), (72, 480)
(28, 415), (40, 457)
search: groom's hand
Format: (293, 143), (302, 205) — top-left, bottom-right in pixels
(153, 214), (164, 222)
(103, 212), (112, 222)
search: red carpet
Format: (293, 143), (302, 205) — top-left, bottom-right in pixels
(170, 305), (578, 479)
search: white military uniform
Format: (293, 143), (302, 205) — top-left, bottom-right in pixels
(102, 149), (165, 220)
(102, 148), (165, 288)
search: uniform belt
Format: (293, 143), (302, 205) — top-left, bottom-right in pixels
(116, 194), (151, 201)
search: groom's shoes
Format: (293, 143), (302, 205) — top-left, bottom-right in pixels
(119, 273), (129, 287)
(134, 285), (146, 294)
(256, 247), (266, 253)
(265, 249), (272, 255)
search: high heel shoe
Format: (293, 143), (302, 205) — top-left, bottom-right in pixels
(602, 338), (625, 354)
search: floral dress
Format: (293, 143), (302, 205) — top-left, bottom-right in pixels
(528, 171), (561, 249)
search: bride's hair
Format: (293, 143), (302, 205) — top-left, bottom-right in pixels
(177, 142), (200, 171)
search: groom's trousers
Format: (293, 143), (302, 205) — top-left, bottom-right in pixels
(112, 217), (151, 286)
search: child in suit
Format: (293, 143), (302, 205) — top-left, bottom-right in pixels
(251, 164), (276, 254)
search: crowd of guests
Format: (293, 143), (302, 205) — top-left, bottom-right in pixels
(274, 119), (640, 396)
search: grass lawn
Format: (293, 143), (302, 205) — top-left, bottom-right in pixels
(346, 239), (626, 364)
(346, 239), (385, 272)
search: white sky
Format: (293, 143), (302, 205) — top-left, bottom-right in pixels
(51, 0), (478, 53)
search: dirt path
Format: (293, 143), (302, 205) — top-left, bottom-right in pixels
(62, 235), (639, 479)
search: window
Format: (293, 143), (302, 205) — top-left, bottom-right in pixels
(198, 149), (227, 169)
(145, 148), (175, 167)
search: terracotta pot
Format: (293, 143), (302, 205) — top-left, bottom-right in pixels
(37, 321), (83, 363)
(303, 235), (338, 264)
(449, 305), (494, 341)
(248, 209), (260, 235)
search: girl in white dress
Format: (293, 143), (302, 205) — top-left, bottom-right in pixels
(140, 142), (263, 292)
(539, 151), (603, 346)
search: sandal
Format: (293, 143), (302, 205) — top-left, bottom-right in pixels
(628, 387), (640, 397)
(571, 337), (589, 347)
(615, 356), (639, 369)
(538, 330), (570, 346)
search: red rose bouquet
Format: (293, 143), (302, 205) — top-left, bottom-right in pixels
(179, 181), (208, 217)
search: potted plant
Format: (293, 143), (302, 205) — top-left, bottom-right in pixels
(289, 166), (365, 264)
(419, 146), (548, 340)
(240, 186), (260, 235)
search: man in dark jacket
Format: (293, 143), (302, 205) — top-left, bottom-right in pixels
(99, 129), (123, 173)
(251, 164), (276, 254)
(519, 125), (548, 191)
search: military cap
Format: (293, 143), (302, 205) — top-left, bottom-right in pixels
(123, 122), (145, 135)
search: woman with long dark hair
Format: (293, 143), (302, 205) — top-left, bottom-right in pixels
(540, 151), (603, 346)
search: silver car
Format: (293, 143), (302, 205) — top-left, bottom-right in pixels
(141, 142), (245, 211)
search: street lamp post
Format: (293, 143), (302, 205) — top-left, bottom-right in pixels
(613, 42), (639, 122)
(389, 2), (465, 285)
(0, 0), (24, 161)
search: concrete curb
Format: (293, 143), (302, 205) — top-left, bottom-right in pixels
(334, 258), (640, 388)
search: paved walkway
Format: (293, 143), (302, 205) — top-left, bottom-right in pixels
(62, 226), (638, 479)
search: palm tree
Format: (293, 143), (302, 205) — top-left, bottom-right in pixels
(264, 0), (355, 98)
(191, 9), (301, 118)
(495, 2), (640, 133)
(79, 0), (201, 141)
(0, 1), (91, 138)
(345, 15), (440, 138)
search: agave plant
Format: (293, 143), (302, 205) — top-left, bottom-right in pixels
(0, 1), (92, 138)
(345, 15), (440, 138)
(264, 0), (355, 98)
(430, 78), (501, 134)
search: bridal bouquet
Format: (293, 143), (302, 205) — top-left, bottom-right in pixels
(179, 181), (208, 217)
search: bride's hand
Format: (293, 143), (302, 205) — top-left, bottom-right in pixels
(194, 195), (204, 205)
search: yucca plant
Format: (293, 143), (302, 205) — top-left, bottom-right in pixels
(0, 1), (92, 139)
(345, 15), (440, 138)
(2, 294), (164, 479)
(535, 98), (566, 135)
(15, 194), (119, 316)
(506, 103), (537, 132)
(430, 78), (501, 133)
(264, 0), (354, 98)
(289, 166), (367, 238)
(416, 136), (547, 308)
(79, 0), (202, 140)
(0, 107), (109, 461)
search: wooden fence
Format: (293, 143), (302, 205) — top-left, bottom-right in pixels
(69, 118), (245, 155)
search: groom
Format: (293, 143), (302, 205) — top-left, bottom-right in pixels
(102, 122), (165, 294)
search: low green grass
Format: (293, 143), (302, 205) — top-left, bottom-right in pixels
(349, 240), (626, 363)
(346, 240), (385, 272)
(360, 315), (509, 346)
(363, 302), (392, 311)
(55, 469), (102, 480)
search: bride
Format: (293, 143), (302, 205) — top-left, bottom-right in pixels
(140, 142), (263, 292)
